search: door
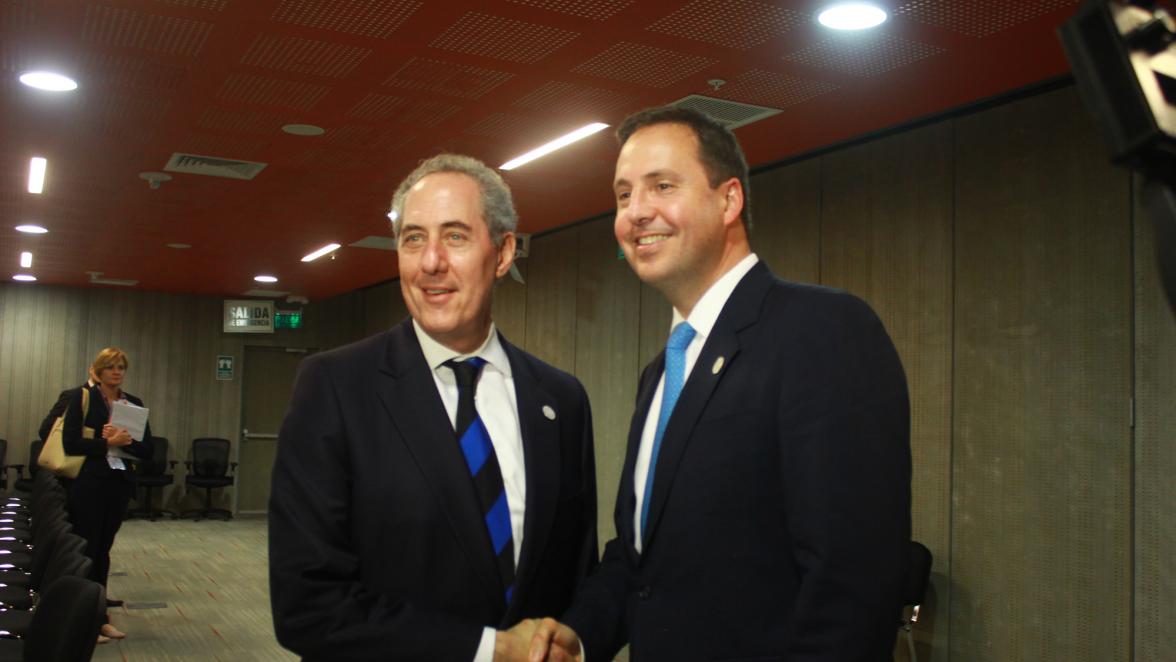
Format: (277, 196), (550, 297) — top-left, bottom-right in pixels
(238, 346), (311, 513)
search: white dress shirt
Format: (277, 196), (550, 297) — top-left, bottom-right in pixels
(413, 320), (526, 662)
(632, 253), (759, 553)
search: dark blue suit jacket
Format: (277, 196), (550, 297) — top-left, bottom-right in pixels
(269, 320), (598, 661)
(564, 262), (911, 661)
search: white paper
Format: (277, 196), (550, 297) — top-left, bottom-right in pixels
(111, 400), (149, 442)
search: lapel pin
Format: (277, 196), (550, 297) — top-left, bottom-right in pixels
(712, 357), (725, 374)
(542, 405), (556, 420)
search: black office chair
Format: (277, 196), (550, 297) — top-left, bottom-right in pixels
(130, 436), (174, 520)
(181, 438), (236, 521)
(0, 575), (103, 662)
(899, 540), (933, 662)
(10, 441), (43, 494)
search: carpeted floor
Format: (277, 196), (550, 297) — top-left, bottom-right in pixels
(91, 515), (296, 661)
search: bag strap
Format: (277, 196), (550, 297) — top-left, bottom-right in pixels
(80, 386), (94, 440)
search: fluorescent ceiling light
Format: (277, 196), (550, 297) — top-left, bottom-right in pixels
(12, 275), (36, 282)
(387, 210), (398, 223)
(254, 275), (278, 283)
(301, 243), (341, 262)
(18, 71), (77, 92)
(500, 122), (609, 171)
(15, 224), (47, 234)
(28, 157), (46, 194)
(20, 252), (32, 269)
(817, 2), (888, 30)
(282, 123), (325, 136)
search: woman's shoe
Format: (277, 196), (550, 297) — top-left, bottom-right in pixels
(101, 623), (127, 639)
(96, 635), (111, 645)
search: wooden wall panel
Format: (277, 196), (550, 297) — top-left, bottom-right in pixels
(749, 158), (822, 283)
(1134, 177), (1176, 662)
(0, 284), (88, 465)
(953, 87), (1132, 661)
(820, 122), (954, 662)
(637, 282), (671, 375)
(492, 260), (528, 346)
(524, 228), (581, 375)
(574, 216), (642, 544)
(0, 283), (369, 513)
(362, 281), (403, 336)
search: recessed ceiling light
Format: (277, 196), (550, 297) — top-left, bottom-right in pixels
(817, 2), (888, 30)
(254, 275), (278, 283)
(20, 252), (32, 269)
(301, 243), (341, 262)
(282, 123), (326, 136)
(18, 71), (78, 92)
(15, 224), (48, 234)
(28, 157), (46, 194)
(165, 242), (191, 249)
(12, 274), (36, 282)
(500, 122), (610, 171)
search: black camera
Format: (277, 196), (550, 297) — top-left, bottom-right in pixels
(1060, 0), (1176, 310)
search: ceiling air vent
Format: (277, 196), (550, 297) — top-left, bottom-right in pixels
(164, 153), (268, 180)
(87, 271), (138, 287)
(671, 95), (782, 130)
(350, 236), (397, 251)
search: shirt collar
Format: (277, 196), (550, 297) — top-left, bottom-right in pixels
(671, 253), (759, 340)
(412, 319), (513, 378)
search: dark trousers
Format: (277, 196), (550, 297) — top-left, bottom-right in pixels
(66, 473), (131, 589)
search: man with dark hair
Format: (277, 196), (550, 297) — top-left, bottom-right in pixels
(270, 154), (598, 662)
(531, 107), (911, 661)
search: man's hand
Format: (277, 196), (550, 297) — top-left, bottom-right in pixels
(495, 618), (540, 662)
(529, 617), (582, 662)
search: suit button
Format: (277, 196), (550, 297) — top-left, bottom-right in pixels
(637, 586), (652, 600)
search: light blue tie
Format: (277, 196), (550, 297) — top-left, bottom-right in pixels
(640, 321), (697, 541)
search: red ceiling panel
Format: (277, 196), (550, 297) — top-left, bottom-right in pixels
(1, 0), (1093, 302)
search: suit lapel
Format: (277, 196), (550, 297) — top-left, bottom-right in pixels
(501, 336), (560, 619)
(619, 356), (663, 562)
(640, 263), (773, 550)
(375, 322), (503, 611)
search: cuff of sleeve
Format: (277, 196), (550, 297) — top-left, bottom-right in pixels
(474, 627), (496, 662)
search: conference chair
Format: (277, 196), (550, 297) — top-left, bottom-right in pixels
(9, 441), (43, 494)
(0, 575), (103, 662)
(899, 540), (934, 662)
(181, 437), (236, 521)
(0, 528), (88, 611)
(129, 436), (175, 520)
(0, 505), (70, 574)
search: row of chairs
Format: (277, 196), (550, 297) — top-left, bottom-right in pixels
(0, 468), (107, 661)
(0, 438), (237, 521)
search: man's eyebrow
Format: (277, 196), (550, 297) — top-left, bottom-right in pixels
(399, 220), (474, 233)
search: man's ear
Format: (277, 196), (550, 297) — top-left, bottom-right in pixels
(720, 178), (744, 228)
(496, 232), (517, 278)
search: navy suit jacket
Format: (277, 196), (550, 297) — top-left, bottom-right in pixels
(269, 320), (598, 661)
(564, 262), (911, 661)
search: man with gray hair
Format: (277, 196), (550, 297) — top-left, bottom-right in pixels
(270, 154), (598, 661)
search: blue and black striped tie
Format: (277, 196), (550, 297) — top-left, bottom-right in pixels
(446, 357), (516, 605)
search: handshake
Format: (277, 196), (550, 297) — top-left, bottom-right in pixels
(494, 618), (583, 662)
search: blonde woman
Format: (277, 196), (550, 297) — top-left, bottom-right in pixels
(62, 347), (154, 642)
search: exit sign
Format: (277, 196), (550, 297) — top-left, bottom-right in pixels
(275, 309), (303, 330)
